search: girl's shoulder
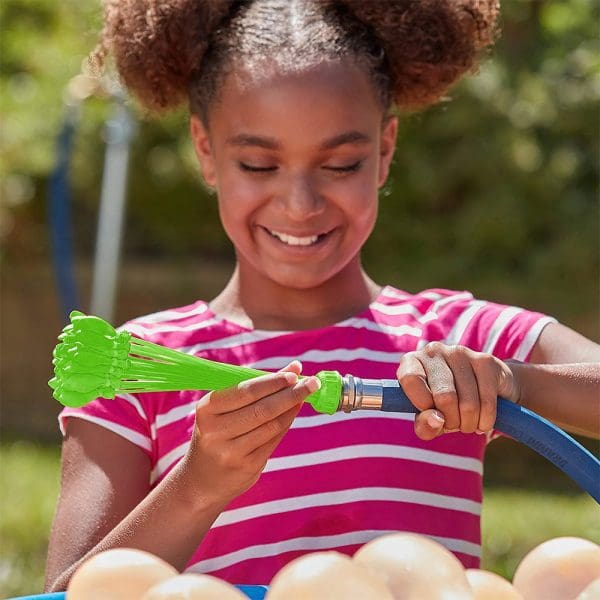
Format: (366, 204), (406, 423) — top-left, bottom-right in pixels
(379, 284), (555, 361)
(377, 285), (475, 310)
(119, 299), (212, 333)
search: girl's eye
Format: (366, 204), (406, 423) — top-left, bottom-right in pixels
(324, 161), (363, 173)
(239, 162), (277, 173)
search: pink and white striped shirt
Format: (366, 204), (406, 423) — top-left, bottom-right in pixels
(59, 286), (555, 584)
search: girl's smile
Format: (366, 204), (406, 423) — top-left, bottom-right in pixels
(258, 223), (339, 258)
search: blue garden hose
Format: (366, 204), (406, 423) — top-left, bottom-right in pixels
(377, 380), (600, 502)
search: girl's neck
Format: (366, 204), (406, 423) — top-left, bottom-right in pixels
(209, 263), (381, 331)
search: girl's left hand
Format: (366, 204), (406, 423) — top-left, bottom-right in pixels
(397, 342), (521, 440)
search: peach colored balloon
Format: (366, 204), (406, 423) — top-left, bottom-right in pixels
(513, 537), (600, 600)
(353, 533), (473, 599)
(266, 550), (394, 599)
(143, 573), (247, 599)
(67, 548), (178, 600)
(465, 569), (523, 599)
(577, 577), (600, 600)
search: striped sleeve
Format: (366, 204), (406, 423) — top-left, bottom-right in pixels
(419, 290), (557, 361)
(59, 392), (153, 457)
(57, 314), (158, 456)
(56, 300), (213, 457)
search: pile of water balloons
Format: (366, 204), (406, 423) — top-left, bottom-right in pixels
(66, 532), (600, 599)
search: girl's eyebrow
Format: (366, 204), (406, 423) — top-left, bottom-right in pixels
(225, 131), (372, 150)
(226, 134), (280, 149)
(320, 131), (372, 150)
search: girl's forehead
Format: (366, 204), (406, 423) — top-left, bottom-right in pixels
(211, 59), (383, 132)
(229, 58), (370, 94)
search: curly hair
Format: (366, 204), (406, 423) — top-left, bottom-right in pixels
(92, 0), (500, 122)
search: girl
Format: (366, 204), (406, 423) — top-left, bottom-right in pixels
(45, 0), (599, 591)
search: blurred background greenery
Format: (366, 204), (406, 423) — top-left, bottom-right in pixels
(1, 0), (599, 597)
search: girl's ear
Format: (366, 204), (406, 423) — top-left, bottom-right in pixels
(190, 115), (217, 187)
(377, 116), (398, 188)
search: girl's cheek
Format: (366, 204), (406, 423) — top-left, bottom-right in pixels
(219, 176), (267, 206)
(330, 175), (378, 208)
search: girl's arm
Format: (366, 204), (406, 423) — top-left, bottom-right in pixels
(46, 366), (318, 592)
(528, 322), (599, 364)
(45, 419), (233, 592)
(509, 361), (599, 438)
(513, 322), (600, 438)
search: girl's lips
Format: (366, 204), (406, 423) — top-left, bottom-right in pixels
(258, 225), (337, 253)
(267, 229), (321, 246)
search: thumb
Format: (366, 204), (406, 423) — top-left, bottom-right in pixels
(499, 359), (521, 403)
(414, 409), (446, 441)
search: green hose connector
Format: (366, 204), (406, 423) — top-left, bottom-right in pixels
(309, 370), (343, 414)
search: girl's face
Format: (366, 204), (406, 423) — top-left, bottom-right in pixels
(190, 60), (397, 292)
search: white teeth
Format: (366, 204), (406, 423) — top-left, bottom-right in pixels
(269, 230), (319, 246)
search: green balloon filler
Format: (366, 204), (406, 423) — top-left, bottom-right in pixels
(49, 311), (341, 413)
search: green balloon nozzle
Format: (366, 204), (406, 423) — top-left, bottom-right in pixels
(49, 311), (343, 414)
(311, 370), (343, 414)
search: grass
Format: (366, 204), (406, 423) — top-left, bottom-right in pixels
(481, 489), (599, 579)
(1, 440), (61, 598)
(1, 439), (599, 598)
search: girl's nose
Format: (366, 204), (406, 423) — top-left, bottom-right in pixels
(276, 174), (325, 220)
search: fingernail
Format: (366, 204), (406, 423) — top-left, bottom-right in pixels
(304, 376), (321, 394)
(288, 360), (302, 372)
(427, 411), (445, 428)
(476, 429), (486, 435)
(284, 372), (298, 385)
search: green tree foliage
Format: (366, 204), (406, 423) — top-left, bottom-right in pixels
(367, 0), (599, 324)
(2, 0), (598, 332)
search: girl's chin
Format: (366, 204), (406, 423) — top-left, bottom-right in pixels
(263, 268), (335, 291)
(260, 254), (362, 291)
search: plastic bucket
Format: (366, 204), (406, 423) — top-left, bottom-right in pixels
(7, 585), (268, 600)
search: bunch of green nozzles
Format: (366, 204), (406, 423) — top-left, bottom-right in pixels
(49, 311), (341, 413)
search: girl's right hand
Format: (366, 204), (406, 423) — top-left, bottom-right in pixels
(183, 361), (319, 506)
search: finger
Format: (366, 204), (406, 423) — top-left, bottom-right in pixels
(279, 360), (303, 376)
(211, 371), (299, 414)
(471, 354), (501, 433)
(445, 348), (480, 434)
(247, 407), (300, 467)
(414, 409), (446, 441)
(237, 401), (302, 455)
(226, 376), (319, 437)
(420, 348), (460, 430)
(397, 353), (434, 411)
(497, 359), (519, 402)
